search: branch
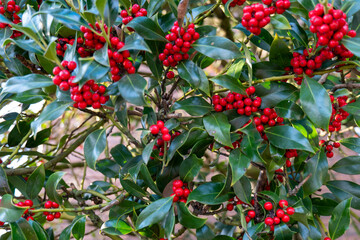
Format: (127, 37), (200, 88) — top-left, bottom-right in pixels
(331, 82), (360, 92)
(5, 120), (106, 176)
(195, 0), (222, 24)
(288, 174), (312, 196)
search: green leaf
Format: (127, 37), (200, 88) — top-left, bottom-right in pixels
(303, 150), (328, 196)
(162, 206), (175, 239)
(300, 77), (332, 130)
(96, 159), (120, 178)
(265, 125), (314, 153)
(26, 128), (51, 148)
(10, 218), (38, 239)
(0, 194), (25, 222)
(177, 202), (207, 229)
(255, 81), (298, 108)
(243, 223), (265, 240)
(74, 58), (109, 83)
(342, 0), (360, 18)
(84, 128), (107, 170)
(179, 155), (203, 182)
(203, 113), (232, 147)
(110, 144), (132, 166)
(234, 176), (252, 204)
(121, 33), (152, 53)
(11, 89), (48, 104)
(31, 101), (72, 134)
(274, 223), (295, 240)
(118, 74), (147, 106)
(178, 60), (210, 96)
(140, 164), (162, 196)
(172, 97), (212, 116)
(327, 180), (360, 210)
(270, 34), (292, 66)
(329, 198), (352, 240)
(196, 225), (215, 240)
(28, 220), (49, 240)
(342, 37), (360, 58)
(341, 99), (360, 116)
(192, 36), (242, 60)
(212, 236), (236, 240)
(59, 215), (86, 240)
(187, 182), (231, 205)
(94, 43), (110, 67)
(45, 172), (66, 204)
(96, 0), (119, 28)
(0, 167), (11, 195)
(297, 0), (317, 11)
(120, 178), (147, 198)
(210, 75), (246, 94)
(229, 148), (250, 186)
(275, 100), (304, 120)
(226, 59), (245, 79)
(340, 137), (360, 153)
(44, 40), (60, 64)
(25, 164), (45, 199)
(37, 8), (88, 31)
(127, 17), (166, 41)
(271, 14), (291, 30)
(101, 219), (133, 235)
(233, 24), (273, 52)
(136, 196), (173, 229)
(3, 74), (53, 93)
(142, 141), (155, 164)
(331, 156), (360, 175)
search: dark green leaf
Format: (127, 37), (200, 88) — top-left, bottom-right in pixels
(269, 34), (292, 66)
(342, 37), (360, 58)
(187, 182), (231, 205)
(3, 74), (53, 93)
(265, 125), (314, 153)
(342, 99), (360, 116)
(127, 17), (166, 41)
(135, 196), (173, 229)
(31, 101), (72, 134)
(192, 36), (242, 60)
(331, 156), (360, 174)
(110, 144), (132, 166)
(121, 33), (152, 53)
(297, 0), (317, 11)
(203, 113), (232, 147)
(327, 180), (360, 210)
(101, 219), (133, 235)
(210, 75), (246, 94)
(177, 202), (207, 229)
(233, 24), (273, 51)
(10, 218), (38, 239)
(0, 194), (25, 222)
(329, 198), (352, 240)
(229, 148), (251, 186)
(340, 137), (360, 153)
(96, 0), (119, 27)
(140, 164), (162, 196)
(172, 97), (212, 116)
(59, 215), (86, 240)
(196, 225), (215, 240)
(179, 155), (203, 182)
(8, 121), (30, 147)
(243, 223), (265, 240)
(45, 172), (66, 204)
(303, 151), (328, 196)
(84, 128), (107, 170)
(26, 128), (51, 148)
(300, 77), (332, 130)
(25, 164), (45, 199)
(28, 220), (49, 240)
(234, 176), (252, 204)
(178, 60), (210, 96)
(341, 0), (360, 18)
(0, 167), (11, 195)
(11, 89), (48, 104)
(37, 9), (88, 30)
(275, 100), (304, 120)
(94, 43), (110, 67)
(274, 223), (295, 240)
(118, 74), (147, 106)
(96, 159), (120, 178)
(162, 205), (175, 239)
(255, 81), (298, 108)
(142, 141), (155, 164)
(120, 178), (147, 198)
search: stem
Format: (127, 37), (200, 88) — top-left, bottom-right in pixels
(30, 203), (108, 213)
(315, 214), (329, 237)
(195, 0), (222, 24)
(77, 189), (112, 201)
(80, 162), (87, 190)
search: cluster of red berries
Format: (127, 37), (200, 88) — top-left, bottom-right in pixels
(241, 4), (272, 36)
(0, 0), (22, 38)
(56, 38), (77, 57)
(285, 149), (298, 167)
(52, 61), (109, 109)
(329, 95), (350, 132)
(120, 4), (147, 26)
(319, 140), (340, 158)
(263, 200), (294, 231)
(149, 120), (172, 142)
(151, 131), (181, 159)
(309, 4), (356, 47)
(159, 21), (199, 67)
(221, 0), (246, 8)
(212, 86), (261, 115)
(253, 107), (284, 139)
(170, 180), (190, 203)
(79, 23), (109, 51)
(43, 200), (61, 221)
(108, 39), (135, 80)
(262, 0), (291, 14)
(226, 196), (249, 211)
(15, 200), (35, 221)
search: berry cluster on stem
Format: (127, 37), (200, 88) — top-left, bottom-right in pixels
(170, 180), (190, 203)
(0, 0), (22, 38)
(15, 200), (35, 221)
(120, 4), (147, 26)
(43, 200), (61, 221)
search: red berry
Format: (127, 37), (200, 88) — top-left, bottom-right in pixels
(326, 151), (334, 158)
(273, 216), (281, 225)
(150, 125), (159, 135)
(174, 188), (184, 197)
(173, 180), (183, 188)
(348, 30), (357, 38)
(286, 207), (295, 215)
(264, 217), (274, 226)
(24, 200), (33, 207)
(44, 201), (52, 209)
(157, 120), (165, 129)
(282, 214), (290, 223)
(52, 202), (59, 208)
(54, 212), (61, 218)
(278, 200), (288, 208)
(333, 142), (340, 148)
(46, 214), (55, 221)
(324, 238), (331, 240)
(166, 71), (175, 79)
(67, 61), (77, 70)
(227, 203), (234, 211)
(162, 134), (171, 142)
(247, 210), (256, 218)
(264, 202), (273, 211)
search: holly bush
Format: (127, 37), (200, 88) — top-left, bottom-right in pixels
(0, 0), (360, 239)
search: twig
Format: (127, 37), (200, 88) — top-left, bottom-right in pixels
(288, 174), (312, 196)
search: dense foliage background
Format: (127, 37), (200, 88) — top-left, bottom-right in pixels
(1, 0), (360, 239)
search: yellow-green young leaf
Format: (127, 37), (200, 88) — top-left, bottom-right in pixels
(203, 113), (232, 147)
(300, 77), (332, 130)
(329, 198), (352, 240)
(177, 202), (207, 229)
(101, 219), (133, 235)
(84, 128), (107, 170)
(271, 14), (291, 30)
(59, 215), (86, 240)
(26, 164), (45, 199)
(44, 40), (60, 64)
(192, 36), (242, 60)
(136, 197), (173, 229)
(10, 218), (38, 239)
(45, 172), (66, 204)
(0, 194), (26, 222)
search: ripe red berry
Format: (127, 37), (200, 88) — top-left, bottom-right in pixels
(282, 214), (290, 223)
(150, 125), (159, 135)
(174, 188), (184, 197)
(326, 151), (334, 158)
(157, 120), (165, 129)
(324, 237), (331, 240)
(44, 201), (52, 209)
(247, 210), (256, 218)
(264, 217), (274, 226)
(46, 214), (55, 221)
(278, 200), (288, 208)
(227, 203), (234, 211)
(162, 133), (171, 142)
(333, 142), (340, 148)
(166, 71), (175, 79)
(273, 216), (281, 225)
(52, 202), (59, 208)
(24, 200), (33, 207)
(286, 207), (295, 215)
(264, 202), (273, 211)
